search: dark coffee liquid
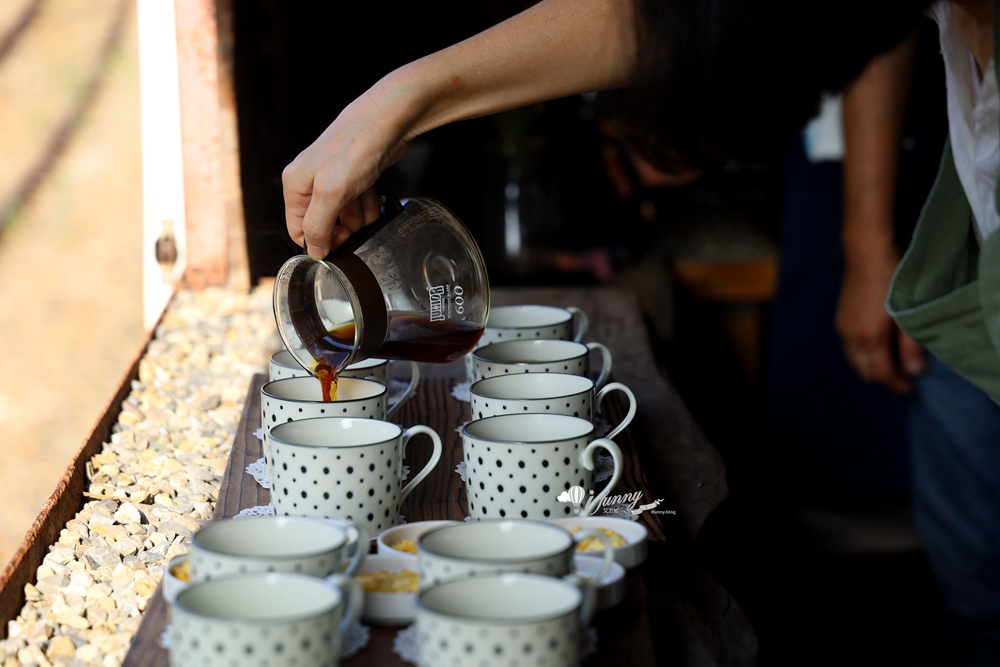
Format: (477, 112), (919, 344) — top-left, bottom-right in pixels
(308, 313), (484, 384)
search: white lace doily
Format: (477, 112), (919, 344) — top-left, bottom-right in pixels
(234, 503), (275, 519)
(594, 453), (615, 483)
(246, 458), (271, 489)
(393, 624), (419, 664)
(340, 622), (371, 659)
(593, 417), (612, 439)
(254, 427), (263, 441)
(391, 624), (597, 663)
(451, 381), (471, 403)
(454, 461), (468, 483)
(388, 379), (412, 405)
(160, 622), (369, 659)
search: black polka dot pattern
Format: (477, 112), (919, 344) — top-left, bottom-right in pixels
(415, 601), (580, 667)
(172, 600), (342, 667)
(271, 438), (406, 534)
(462, 434), (599, 520)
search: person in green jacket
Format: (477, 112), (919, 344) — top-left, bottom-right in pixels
(282, 0), (1000, 661)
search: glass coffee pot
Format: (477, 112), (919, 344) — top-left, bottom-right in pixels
(274, 197), (490, 382)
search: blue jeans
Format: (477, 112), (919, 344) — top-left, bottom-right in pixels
(913, 355), (1000, 664)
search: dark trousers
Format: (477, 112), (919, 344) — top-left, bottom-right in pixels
(912, 355), (1000, 664)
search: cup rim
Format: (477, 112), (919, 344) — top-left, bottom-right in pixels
(486, 304), (573, 329)
(470, 373), (593, 402)
(261, 376), (388, 404)
(269, 416), (403, 449)
(192, 516), (347, 560)
(473, 339), (588, 366)
(271, 349), (388, 372)
(461, 413), (595, 444)
(174, 572), (342, 625)
(415, 573), (582, 624)
(417, 519), (573, 563)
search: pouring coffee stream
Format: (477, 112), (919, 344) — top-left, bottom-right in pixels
(275, 196), (490, 401)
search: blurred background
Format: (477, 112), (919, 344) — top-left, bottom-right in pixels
(0, 0), (949, 663)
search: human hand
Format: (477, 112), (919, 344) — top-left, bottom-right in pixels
(282, 95), (411, 258)
(835, 242), (924, 393)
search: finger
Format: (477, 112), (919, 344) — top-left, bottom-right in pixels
(338, 198), (367, 234)
(898, 330), (926, 376)
(867, 343), (913, 394)
(282, 162), (312, 249)
(360, 187), (381, 225)
(300, 179), (347, 258)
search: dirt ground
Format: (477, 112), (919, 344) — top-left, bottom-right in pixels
(0, 0), (143, 567)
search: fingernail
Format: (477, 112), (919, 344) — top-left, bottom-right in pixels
(306, 243), (325, 259)
(905, 359), (926, 375)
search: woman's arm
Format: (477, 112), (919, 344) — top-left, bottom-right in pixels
(835, 30), (924, 393)
(282, 0), (637, 258)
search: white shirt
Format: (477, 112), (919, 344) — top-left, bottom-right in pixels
(932, 1), (1000, 242)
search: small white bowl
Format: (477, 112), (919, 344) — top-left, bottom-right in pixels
(162, 554), (191, 604)
(354, 554), (419, 625)
(549, 516), (648, 569)
(376, 520), (459, 557)
(573, 554), (626, 611)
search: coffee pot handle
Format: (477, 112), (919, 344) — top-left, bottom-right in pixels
(323, 195), (404, 259)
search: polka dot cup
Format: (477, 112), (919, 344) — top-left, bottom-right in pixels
(416, 520), (614, 596)
(260, 376), (388, 466)
(170, 572), (361, 667)
(463, 305), (589, 382)
(269, 349), (420, 415)
(190, 516), (367, 585)
(460, 414), (623, 520)
(472, 339), (612, 388)
(268, 417), (443, 535)
(469, 373), (637, 440)
(415, 573), (595, 667)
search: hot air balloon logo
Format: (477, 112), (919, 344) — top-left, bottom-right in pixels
(556, 485), (587, 514)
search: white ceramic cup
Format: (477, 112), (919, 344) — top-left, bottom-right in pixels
(460, 414), (623, 520)
(190, 516), (367, 584)
(268, 417), (443, 535)
(472, 339), (612, 388)
(464, 305), (588, 382)
(415, 573), (594, 667)
(170, 572), (361, 667)
(469, 373), (636, 440)
(269, 349), (420, 415)
(260, 376), (389, 465)
(416, 520), (613, 595)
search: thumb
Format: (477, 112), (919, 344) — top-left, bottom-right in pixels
(898, 330), (926, 376)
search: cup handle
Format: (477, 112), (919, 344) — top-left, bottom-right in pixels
(399, 425), (443, 503)
(581, 438), (623, 516)
(570, 530), (614, 598)
(386, 361), (421, 418)
(585, 342), (612, 389)
(325, 573), (364, 638)
(561, 573), (598, 628)
(568, 307), (589, 343)
(336, 520), (368, 576)
(595, 382), (636, 440)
